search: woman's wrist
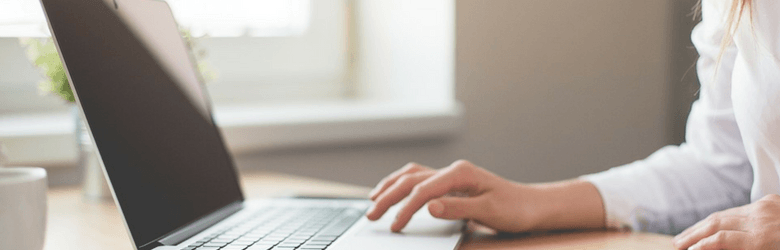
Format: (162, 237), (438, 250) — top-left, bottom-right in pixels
(526, 180), (606, 231)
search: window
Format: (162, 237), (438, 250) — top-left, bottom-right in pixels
(0, 0), (64, 114)
(165, 0), (350, 105)
(190, 0), (349, 105)
(0, 0), (460, 166)
(0, 0), (347, 110)
(0, 0), (313, 37)
(0, 0), (50, 37)
(166, 0), (311, 37)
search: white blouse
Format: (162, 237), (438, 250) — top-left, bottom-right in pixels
(582, 0), (780, 234)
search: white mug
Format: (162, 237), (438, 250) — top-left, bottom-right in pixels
(0, 167), (47, 250)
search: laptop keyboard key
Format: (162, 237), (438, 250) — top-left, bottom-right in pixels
(202, 242), (227, 247)
(306, 240), (332, 245)
(246, 246), (273, 250)
(310, 236), (337, 241)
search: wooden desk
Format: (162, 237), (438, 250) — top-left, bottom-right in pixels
(45, 171), (675, 250)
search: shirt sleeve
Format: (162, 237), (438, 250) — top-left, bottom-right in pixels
(580, 0), (753, 234)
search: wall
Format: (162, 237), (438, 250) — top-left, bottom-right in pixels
(235, 0), (685, 186)
(668, 0), (701, 144)
(353, 0), (455, 106)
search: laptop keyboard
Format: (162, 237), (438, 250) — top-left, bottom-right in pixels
(182, 204), (367, 250)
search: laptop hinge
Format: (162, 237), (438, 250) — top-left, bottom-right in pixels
(141, 201), (244, 249)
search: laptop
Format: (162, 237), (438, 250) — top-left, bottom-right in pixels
(37, 0), (464, 249)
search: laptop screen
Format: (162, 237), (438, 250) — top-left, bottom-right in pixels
(40, 0), (244, 247)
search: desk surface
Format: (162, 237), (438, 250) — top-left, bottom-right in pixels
(45, 171), (675, 250)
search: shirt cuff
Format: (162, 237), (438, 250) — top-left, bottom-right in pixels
(580, 172), (636, 231)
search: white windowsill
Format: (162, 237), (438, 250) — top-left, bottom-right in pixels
(0, 101), (463, 166)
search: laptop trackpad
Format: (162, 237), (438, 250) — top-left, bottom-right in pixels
(356, 205), (462, 237)
(325, 204), (464, 250)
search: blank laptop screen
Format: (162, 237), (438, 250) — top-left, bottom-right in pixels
(40, 0), (244, 246)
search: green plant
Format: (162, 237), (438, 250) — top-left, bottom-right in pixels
(181, 29), (217, 83)
(20, 38), (74, 102)
(19, 29), (216, 103)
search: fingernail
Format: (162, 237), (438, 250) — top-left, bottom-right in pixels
(672, 236), (683, 247)
(391, 219), (401, 232)
(429, 200), (444, 217)
(366, 204), (375, 215)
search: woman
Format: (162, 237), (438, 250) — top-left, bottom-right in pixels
(365, 0), (780, 249)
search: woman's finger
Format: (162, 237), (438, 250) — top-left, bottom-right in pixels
(391, 161), (485, 232)
(369, 162), (433, 201)
(673, 216), (746, 250)
(464, 219), (496, 234)
(687, 230), (748, 250)
(428, 196), (487, 220)
(675, 205), (751, 246)
(366, 171), (436, 221)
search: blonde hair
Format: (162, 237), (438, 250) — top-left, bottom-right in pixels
(718, 0), (753, 63)
(694, 0), (755, 76)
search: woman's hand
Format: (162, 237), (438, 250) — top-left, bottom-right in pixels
(673, 194), (780, 250)
(365, 160), (606, 233)
(365, 160), (539, 232)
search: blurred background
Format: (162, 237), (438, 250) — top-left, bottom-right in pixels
(0, 0), (700, 187)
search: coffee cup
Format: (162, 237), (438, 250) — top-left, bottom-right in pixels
(0, 167), (48, 250)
